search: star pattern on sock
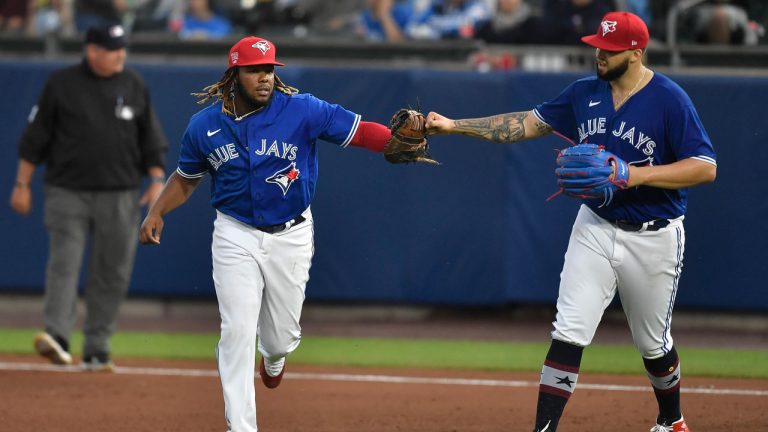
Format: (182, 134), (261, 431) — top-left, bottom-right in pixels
(555, 375), (574, 388)
(664, 373), (679, 385)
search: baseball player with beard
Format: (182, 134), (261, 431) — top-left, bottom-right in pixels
(139, 36), (425, 432)
(427, 12), (716, 432)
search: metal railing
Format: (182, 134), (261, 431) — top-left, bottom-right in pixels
(667, 0), (708, 70)
(2, 29), (768, 74)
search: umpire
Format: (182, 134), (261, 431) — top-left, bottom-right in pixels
(9, 24), (168, 372)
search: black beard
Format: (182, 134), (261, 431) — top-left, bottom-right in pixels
(235, 79), (260, 110)
(597, 58), (630, 82)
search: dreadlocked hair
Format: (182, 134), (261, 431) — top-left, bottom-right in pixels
(192, 67), (299, 116)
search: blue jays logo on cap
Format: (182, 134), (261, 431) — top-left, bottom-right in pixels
(252, 40), (270, 54)
(600, 20), (617, 36)
(229, 36), (284, 67)
(266, 162), (300, 195)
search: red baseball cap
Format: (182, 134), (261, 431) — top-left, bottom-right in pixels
(228, 36), (285, 68)
(581, 12), (649, 51)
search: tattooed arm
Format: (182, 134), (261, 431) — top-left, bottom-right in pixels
(425, 110), (552, 143)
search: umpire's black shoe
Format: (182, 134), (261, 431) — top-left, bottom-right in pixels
(82, 352), (115, 373)
(33, 331), (72, 365)
(259, 357), (284, 389)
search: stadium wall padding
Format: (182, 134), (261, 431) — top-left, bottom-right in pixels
(1, 60), (765, 310)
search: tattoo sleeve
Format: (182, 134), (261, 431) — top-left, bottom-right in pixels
(534, 117), (553, 136)
(453, 112), (552, 143)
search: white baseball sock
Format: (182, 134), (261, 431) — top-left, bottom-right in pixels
(264, 357), (285, 377)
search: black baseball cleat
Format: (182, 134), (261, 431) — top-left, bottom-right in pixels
(33, 331), (73, 365)
(258, 356), (284, 389)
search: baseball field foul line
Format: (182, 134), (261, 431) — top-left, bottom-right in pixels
(1, 362), (766, 397)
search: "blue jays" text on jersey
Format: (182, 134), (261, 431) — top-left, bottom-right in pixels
(176, 91), (360, 227)
(533, 72), (717, 223)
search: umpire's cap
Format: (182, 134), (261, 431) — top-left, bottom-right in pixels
(581, 11), (649, 51)
(228, 36), (285, 68)
(85, 24), (127, 50)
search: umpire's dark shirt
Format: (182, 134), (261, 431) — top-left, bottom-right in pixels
(19, 59), (167, 190)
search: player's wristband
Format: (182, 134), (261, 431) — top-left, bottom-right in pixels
(149, 175), (165, 184)
(14, 181), (29, 188)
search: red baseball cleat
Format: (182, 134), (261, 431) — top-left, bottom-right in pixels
(259, 357), (284, 389)
(650, 416), (690, 432)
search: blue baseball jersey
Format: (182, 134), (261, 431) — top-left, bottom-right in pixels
(533, 72), (717, 223)
(176, 91), (361, 227)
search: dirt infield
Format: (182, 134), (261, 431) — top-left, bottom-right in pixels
(2, 298), (768, 431)
(2, 354), (767, 432)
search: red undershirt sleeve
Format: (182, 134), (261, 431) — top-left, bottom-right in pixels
(349, 121), (390, 153)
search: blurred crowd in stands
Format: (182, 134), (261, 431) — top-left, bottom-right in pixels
(0, 0), (765, 46)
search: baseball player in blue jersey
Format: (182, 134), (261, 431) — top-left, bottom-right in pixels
(139, 36), (417, 432)
(427, 12), (716, 432)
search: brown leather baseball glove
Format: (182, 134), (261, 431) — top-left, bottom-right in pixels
(383, 109), (439, 164)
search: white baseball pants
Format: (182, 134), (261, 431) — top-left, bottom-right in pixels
(552, 205), (686, 359)
(211, 209), (314, 432)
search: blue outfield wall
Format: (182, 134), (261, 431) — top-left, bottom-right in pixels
(0, 59), (765, 310)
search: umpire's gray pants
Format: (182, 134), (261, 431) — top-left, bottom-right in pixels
(43, 185), (140, 357)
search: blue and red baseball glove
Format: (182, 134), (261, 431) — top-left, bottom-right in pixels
(554, 143), (630, 207)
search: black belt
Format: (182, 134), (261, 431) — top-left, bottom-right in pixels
(614, 218), (671, 232)
(255, 215), (306, 234)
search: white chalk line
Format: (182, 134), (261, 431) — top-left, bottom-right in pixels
(1, 361), (766, 397)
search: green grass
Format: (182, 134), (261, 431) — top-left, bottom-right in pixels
(3, 327), (767, 379)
